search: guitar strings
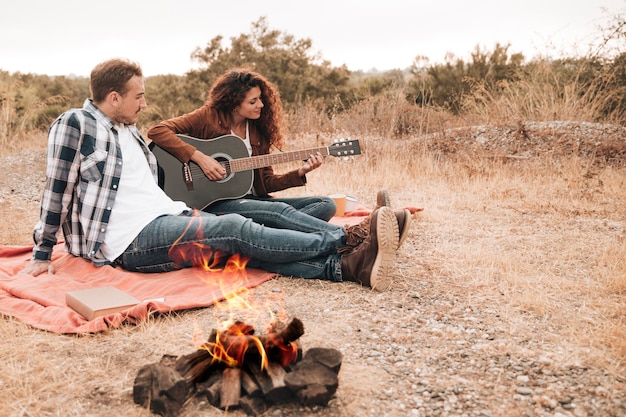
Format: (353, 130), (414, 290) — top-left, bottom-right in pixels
(179, 141), (358, 180)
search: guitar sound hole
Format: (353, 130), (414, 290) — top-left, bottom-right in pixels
(214, 156), (233, 183)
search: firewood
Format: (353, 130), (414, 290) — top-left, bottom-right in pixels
(133, 362), (192, 417)
(239, 395), (269, 417)
(246, 361), (293, 403)
(301, 347), (343, 373)
(214, 318), (303, 368)
(241, 369), (261, 397)
(219, 367), (242, 410)
(176, 318), (304, 383)
(159, 354), (178, 367)
(284, 361), (340, 406)
(295, 383), (334, 407)
(284, 361), (339, 392)
(132, 318), (337, 416)
(174, 329), (220, 382)
(195, 372), (221, 407)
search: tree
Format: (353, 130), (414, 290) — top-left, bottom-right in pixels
(186, 17), (352, 110)
(406, 44), (525, 113)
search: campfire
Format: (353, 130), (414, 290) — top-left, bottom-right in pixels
(132, 247), (341, 416)
(133, 318), (342, 416)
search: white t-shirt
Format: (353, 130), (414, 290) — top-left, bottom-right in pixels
(100, 124), (188, 261)
(233, 121), (254, 195)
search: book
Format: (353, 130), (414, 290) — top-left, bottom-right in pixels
(65, 286), (140, 321)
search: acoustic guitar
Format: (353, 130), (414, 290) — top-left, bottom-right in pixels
(149, 134), (361, 210)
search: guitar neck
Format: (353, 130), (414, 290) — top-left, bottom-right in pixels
(228, 146), (330, 173)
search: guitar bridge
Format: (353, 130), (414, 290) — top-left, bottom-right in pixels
(183, 163), (194, 191)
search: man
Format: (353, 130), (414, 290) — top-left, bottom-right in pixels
(21, 58), (401, 291)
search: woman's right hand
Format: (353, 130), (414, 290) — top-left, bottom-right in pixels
(192, 150), (227, 181)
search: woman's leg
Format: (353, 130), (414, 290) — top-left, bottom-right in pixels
(206, 196), (338, 233)
(268, 195), (336, 221)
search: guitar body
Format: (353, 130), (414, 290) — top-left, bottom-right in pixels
(150, 134), (361, 210)
(150, 134), (253, 210)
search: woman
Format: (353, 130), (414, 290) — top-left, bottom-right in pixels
(147, 68), (338, 233)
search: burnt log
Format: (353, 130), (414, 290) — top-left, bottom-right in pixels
(240, 368), (261, 397)
(132, 319), (344, 415)
(296, 383), (334, 407)
(176, 318), (304, 383)
(246, 360), (293, 403)
(219, 367), (242, 409)
(239, 394), (269, 417)
(195, 372), (221, 406)
(283, 348), (343, 406)
(302, 347), (343, 373)
(133, 359), (193, 417)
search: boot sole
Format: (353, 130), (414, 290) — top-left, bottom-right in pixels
(370, 207), (399, 291)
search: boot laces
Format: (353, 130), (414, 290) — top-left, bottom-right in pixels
(338, 216), (371, 254)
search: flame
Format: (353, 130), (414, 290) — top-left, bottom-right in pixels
(167, 210), (228, 270)
(169, 209), (298, 370)
(196, 320), (299, 370)
(199, 321), (269, 369)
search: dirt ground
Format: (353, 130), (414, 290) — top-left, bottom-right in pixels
(1, 122), (625, 417)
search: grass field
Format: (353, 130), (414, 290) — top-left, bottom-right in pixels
(1, 121), (625, 416)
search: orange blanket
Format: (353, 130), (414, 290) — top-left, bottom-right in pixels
(0, 244), (275, 334)
(0, 211), (408, 334)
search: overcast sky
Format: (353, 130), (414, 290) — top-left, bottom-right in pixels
(1, 0), (624, 77)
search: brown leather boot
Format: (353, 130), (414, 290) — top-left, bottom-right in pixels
(374, 189), (410, 249)
(395, 208), (412, 249)
(341, 206), (399, 291)
(338, 216), (371, 255)
(339, 208), (410, 254)
(375, 189), (391, 209)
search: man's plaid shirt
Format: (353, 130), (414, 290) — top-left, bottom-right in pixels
(32, 99), (158, 266)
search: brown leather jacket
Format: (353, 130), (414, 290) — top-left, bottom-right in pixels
(147, 105), (306, 197)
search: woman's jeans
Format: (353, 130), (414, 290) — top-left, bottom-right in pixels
(205, 195), (337, 233)
(116, 210), (344, 281)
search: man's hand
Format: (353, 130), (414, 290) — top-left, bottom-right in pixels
(20, 260), (56, 277)
(298, 152), (325, 177)
(192, 150), (226, 180)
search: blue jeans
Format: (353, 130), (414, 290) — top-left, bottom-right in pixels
(116, 210), (344, 281)
(205, 195), (338, 233)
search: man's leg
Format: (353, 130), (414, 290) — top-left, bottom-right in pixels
(116, 211), (344, 274)
(117, 208), (400, 291)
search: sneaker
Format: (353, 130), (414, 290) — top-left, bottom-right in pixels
(341, 207), (399, 291)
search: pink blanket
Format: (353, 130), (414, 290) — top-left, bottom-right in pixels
(0, 215), (370, 334)
(0, 244), (275, 334)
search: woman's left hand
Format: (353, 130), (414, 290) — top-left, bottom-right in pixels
(298, 152), (324, 176)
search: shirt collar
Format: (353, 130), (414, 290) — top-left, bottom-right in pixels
(83, 99), (116, 131)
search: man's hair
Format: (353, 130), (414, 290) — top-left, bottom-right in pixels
(90, 58), (143, 103)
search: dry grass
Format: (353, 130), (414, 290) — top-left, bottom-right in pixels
(0, 130), (48, 157)
(233, 130), (626, 373)
(1, 123), (625, 415)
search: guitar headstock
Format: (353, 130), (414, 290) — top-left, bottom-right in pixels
(328, 139), (361, 158)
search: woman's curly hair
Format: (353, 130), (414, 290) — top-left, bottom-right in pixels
(206, 68), (286, 150)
